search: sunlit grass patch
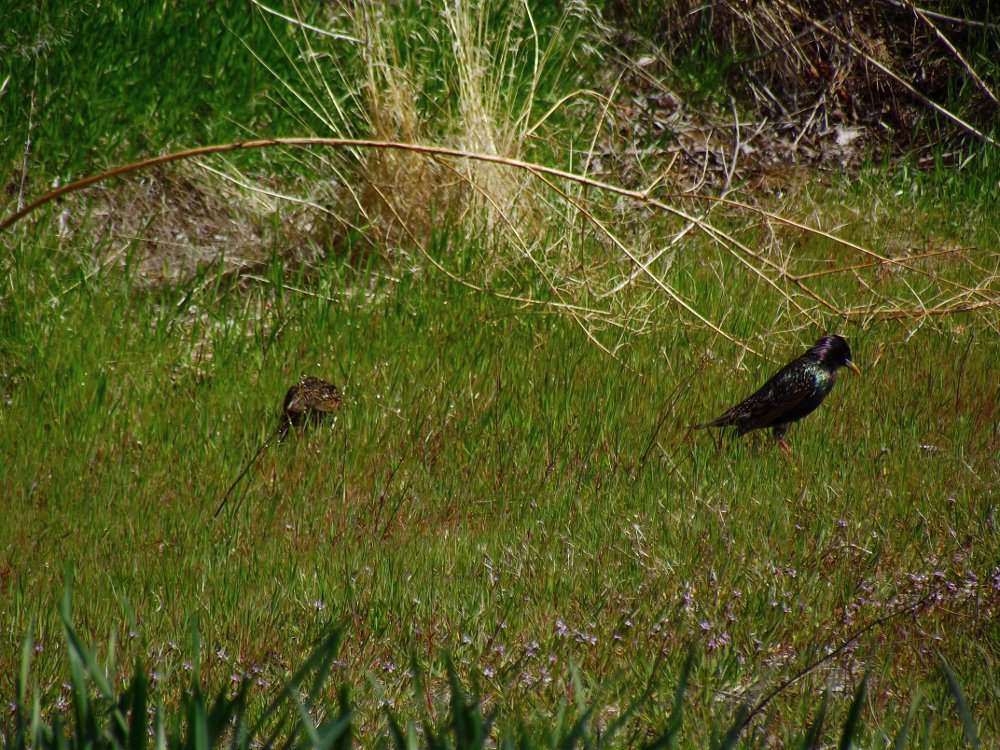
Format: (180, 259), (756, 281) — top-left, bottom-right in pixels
(3, 207), (998, 743)
(2, 1), (999, 747)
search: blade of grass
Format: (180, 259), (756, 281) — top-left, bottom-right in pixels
(838, 672), (869, 750)
(939, 654), (979, 749)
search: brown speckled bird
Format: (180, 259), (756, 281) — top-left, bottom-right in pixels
(695, 334), (861, 452)
(279, 376), (342, 441)
(215, 375), (344, 517)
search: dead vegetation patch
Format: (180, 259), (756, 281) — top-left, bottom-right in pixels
(61, 165), (279, 286)
(604, 0), (999, 161)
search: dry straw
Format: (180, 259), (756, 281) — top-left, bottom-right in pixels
(4, 1), (997, 356)
(6, 137), (997, 348)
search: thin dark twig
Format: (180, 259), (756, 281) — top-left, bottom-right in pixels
(214, 425), (281, 518)
(954, 330), (975, 414)
(734, 586), (942, 738)
(636, 362), (705, 478)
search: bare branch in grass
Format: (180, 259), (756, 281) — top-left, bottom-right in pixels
(4, 137), (995, 338)
(528, 167), (754, 352)
(250, 0), (361, 44)
(733, 586), (943, 741)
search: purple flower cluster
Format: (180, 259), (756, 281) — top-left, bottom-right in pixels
(555, 618), (598, 646)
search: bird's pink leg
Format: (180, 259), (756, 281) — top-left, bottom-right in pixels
(778, 438), (792, 456)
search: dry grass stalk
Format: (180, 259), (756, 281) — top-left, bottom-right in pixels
(7, 137), (997, 356)
(346, 1), (543, 255)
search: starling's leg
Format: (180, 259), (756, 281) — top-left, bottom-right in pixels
(773, 424), (791, 455)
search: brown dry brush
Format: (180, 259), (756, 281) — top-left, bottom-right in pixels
(613, 0), (1000, 150)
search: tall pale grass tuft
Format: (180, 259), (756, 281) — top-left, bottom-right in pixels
(272, 0), (582, 255)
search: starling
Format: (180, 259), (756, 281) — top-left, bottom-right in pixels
(695, 334), (861, 451)
(279, 376), (342, 441)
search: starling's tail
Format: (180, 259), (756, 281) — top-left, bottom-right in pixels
(693, 414), (732, 429)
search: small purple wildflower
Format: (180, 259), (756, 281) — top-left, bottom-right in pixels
(706, 631), (731, 651)
(681, 584), (695, 610)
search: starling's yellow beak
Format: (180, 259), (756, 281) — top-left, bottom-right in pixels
(846, 360), (861, 376)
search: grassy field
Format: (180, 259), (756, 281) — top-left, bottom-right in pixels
(2, 2), (999, 748)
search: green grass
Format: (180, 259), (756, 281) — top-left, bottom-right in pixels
(3, 204), (998, 745)
(2, 2), (999, 748)
(2, 6), (239, 175)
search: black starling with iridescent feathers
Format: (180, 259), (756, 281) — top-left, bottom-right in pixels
(695, 334), (861, 451)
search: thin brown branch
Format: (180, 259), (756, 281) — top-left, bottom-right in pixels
(527, 168), (754, 353)
(5, 136), (995, 332)
(735, 586), (942, 738)
(794, 247), (964, 279)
